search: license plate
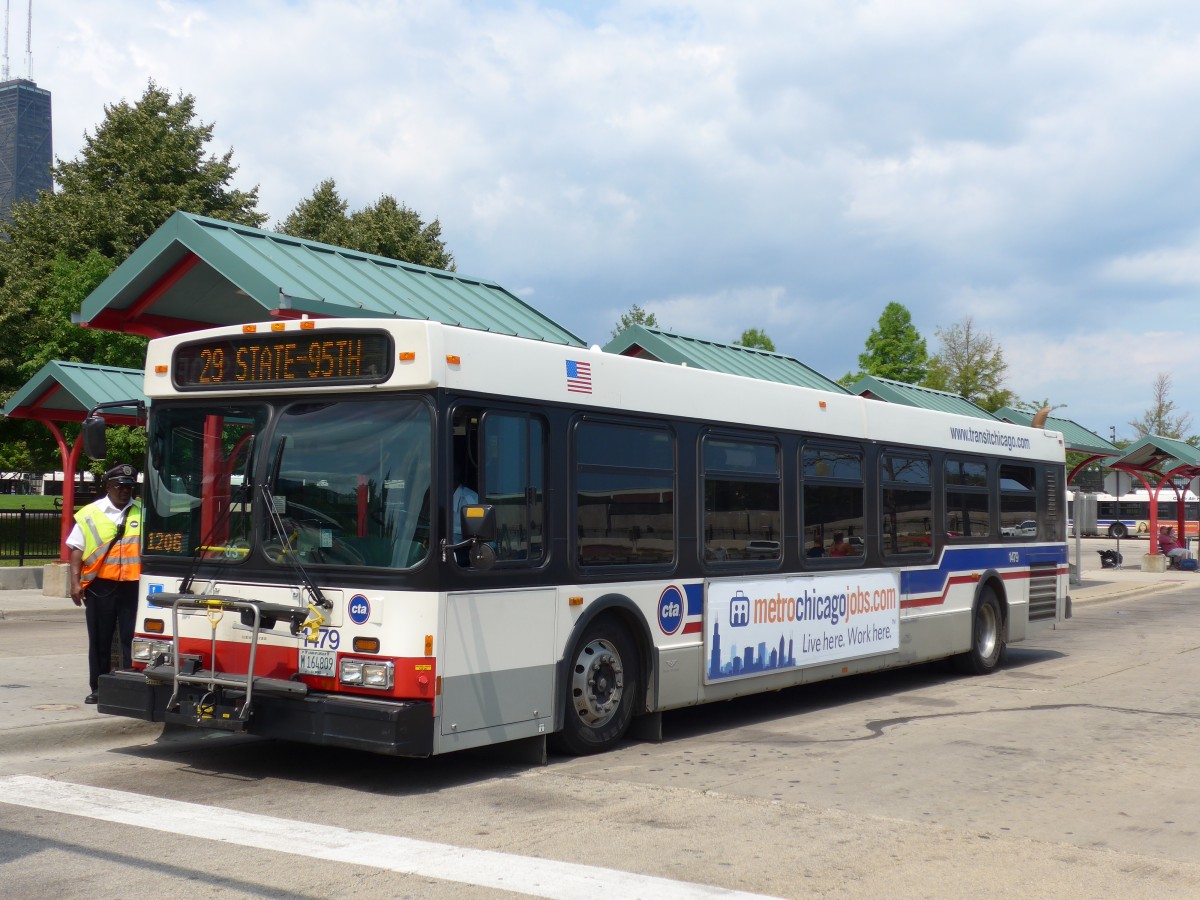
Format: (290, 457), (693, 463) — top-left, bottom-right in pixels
(299, 648), (336, 677)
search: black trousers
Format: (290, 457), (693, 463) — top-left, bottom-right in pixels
(84, 578), (138, 691)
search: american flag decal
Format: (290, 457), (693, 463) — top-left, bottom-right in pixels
(565, 359), (593, 393)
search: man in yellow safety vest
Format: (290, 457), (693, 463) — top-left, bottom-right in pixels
(67, 463), (142, 705)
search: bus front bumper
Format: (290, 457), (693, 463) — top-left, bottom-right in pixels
(97, 671), (435, 757)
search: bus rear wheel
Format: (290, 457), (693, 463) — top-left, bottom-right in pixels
(1108, 522), (1128, 539)
(554, 619), (639, 756)
(955, 588), (1006, 675)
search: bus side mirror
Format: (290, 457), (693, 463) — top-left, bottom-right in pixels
(460, 504), (496, 542)
(461, 505), (497, 571)
(81, 415), (108, 461)
(469, 542), (497, 570)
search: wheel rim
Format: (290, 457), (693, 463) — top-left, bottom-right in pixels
(570, 638), (625, 727)
(977, 602), (998, 660)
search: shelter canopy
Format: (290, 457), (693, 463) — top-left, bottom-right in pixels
(850, 376), (996, 420)
(2, 361), (146, 558)
(994, 407), (1119, 457)
(74, 211), (585, 346)
(1106, 434), (1200, 474)
(2, 361), (145, 425)
(604, 324), (848, 393)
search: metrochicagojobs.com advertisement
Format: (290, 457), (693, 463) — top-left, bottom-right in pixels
(704, 571), (900, 684)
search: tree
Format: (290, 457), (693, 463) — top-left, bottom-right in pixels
(611, 303), (658, 338)
(276, 178), (350, 247)
(842, 302), (928, 386)
(1128, 373), (1193, 439)
(0, 81), (265, 470)
(924, 317), (1012, 412)
(736, 328), (775, 352)
(348, 195), (454, 270)
(277, 180), (455, 270)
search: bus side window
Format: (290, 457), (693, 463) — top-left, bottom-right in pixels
(479, 410), (546, 565)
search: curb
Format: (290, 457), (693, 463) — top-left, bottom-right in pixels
(0, 715), (163, 757)
(0, 606), (80, 621)
(1072, 580), (1191, 605)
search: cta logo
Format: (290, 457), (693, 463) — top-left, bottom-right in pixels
(729, 590), (750, 627)
(348, 594), (371, 625)
(658, 585), (684, 635)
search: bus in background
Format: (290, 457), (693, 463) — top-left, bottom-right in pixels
(1066, 488), (1200, 538)
(90, 318), (1069, 758)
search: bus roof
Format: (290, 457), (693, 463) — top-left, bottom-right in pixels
(145, 318), (1067, 462)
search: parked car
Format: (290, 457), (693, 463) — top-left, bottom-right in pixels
(1001, 519), (1037, 537)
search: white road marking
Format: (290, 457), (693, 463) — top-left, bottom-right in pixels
(0, 775), (778, 900)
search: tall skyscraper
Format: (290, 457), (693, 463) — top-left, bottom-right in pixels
(0, 77), (52, 225)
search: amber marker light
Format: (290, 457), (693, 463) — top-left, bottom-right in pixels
(424, 634), (434, 655)
(446, 354), (461, 365)
(352, 637), (380, 653)
(819, 400), (827, 409)
(154, 365), (168, 374)
(399, 351), (416, 361)
(242, 324), (257, 333)
(300, 320), (315, 330)
(144, 619), (165, 634)
(569, 596), (583, 607)
(271, 322), (286, 331)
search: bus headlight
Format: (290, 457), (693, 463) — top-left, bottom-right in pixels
(339, 658), (394, 690)
(132, 638), (173, 666)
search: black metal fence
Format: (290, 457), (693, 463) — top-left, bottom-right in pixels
(0, 509), (66, 564)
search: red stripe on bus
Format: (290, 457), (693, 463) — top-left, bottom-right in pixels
(167, 637), (436, 699)
(900, 567), (1065, 610)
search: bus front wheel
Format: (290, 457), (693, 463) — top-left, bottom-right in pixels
(1109, 522), (1128, 539)
(955, 588), (1006, 675)
(554, 619), (639, 755)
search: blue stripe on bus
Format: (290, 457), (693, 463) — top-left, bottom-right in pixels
(901, 544), (1068, 597)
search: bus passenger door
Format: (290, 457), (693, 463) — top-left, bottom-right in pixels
(440, 588), (557, 748)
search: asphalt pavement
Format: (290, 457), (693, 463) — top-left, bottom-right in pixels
(1, 543), (1196, 755)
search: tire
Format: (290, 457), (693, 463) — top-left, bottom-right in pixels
(553, 619), (639, 756)
(954, 588), (1006, 675)
(1109, 522), (1128, 539)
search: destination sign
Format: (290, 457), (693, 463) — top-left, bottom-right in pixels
(173, 330), (393, 390)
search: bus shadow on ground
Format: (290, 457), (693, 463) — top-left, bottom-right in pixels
(642, 646), (1066, 747)
(108, 648), (1067, 793)
(113, 726), (541, 794)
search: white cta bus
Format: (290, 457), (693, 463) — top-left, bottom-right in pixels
(92, 317), (1069, 757)
(1066, 488), (1200, 539)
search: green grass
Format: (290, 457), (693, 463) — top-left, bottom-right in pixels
(0, 495), (68, 511)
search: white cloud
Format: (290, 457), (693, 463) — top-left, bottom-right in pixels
(28, 0), (1200, 433)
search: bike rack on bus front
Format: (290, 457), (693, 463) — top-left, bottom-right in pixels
(143, 593), (311, 731)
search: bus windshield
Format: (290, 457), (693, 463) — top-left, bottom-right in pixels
(143, 398), (432, 569)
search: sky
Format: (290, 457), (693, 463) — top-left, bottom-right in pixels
(27, 0), (1200, 440)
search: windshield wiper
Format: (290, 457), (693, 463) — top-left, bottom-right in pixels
(261, 438), (332, 612)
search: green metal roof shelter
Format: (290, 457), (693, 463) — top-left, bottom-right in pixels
(74, 211), (585, 346)
(994, 407), (1120, 457)
(2, 361), (146, 558)
(604, 324), (848, 393)
(850, 376), (998, 420)
(1100, 435), (1200, 555)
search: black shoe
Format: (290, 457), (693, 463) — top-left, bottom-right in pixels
(84, 692), (98, 705)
